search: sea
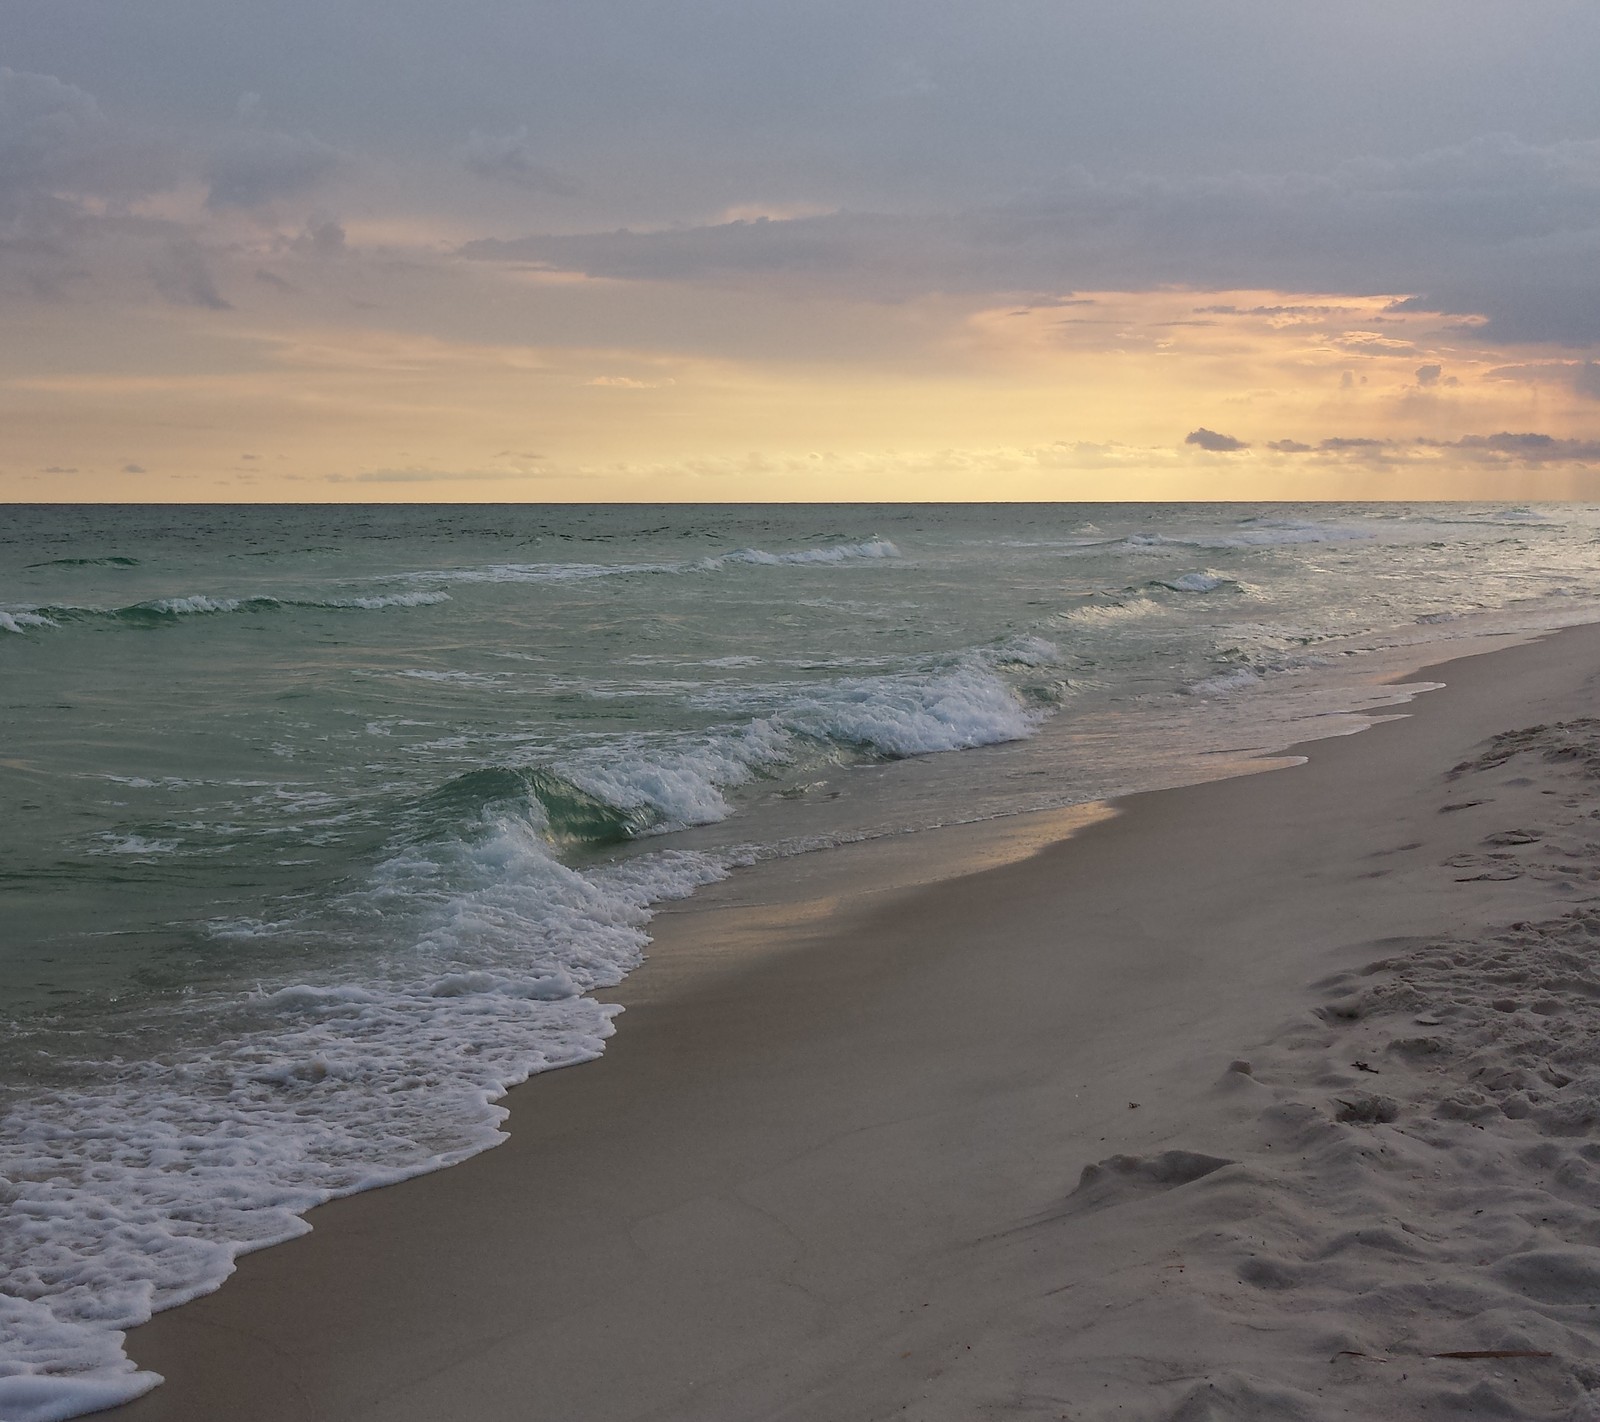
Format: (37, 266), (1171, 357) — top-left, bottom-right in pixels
(3, 501), (1599, 1418)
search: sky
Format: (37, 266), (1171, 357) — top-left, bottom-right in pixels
(5, 0), (1600, 501)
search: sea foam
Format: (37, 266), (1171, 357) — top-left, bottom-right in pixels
(0, 822), (730, 1418)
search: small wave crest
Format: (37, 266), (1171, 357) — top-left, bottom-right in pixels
(390, 539), (900, 585)
(1187, 667), (1263, 695)
(1103, 520), (1373, 552)
(0, 610), (58, 635)
(1056, 596), (1162, 627)
(1154, 571), (1234, 594)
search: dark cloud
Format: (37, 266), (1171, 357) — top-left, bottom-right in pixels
(204, 129), (341, 210)
(151, 239), (230, 309)
(291, 216), (346, 256)
(1265, 431), (1600, 466)
(1452, 431), (1600, 461)
(0, 67), (104, 217)
(1415, 363), (1442, 386)
(458, 128), (579, 195)
(1185, 428), (1248, 452)
(462, 213), (850, 280)
(1487, 360), (1600, 401)
(460, 133), (1600, 341)
(0, 67), (176, 224)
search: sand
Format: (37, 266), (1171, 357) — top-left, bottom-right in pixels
(106, 623), (1600, 1422)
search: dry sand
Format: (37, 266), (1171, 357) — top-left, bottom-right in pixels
(109, 624), (1600, 1422)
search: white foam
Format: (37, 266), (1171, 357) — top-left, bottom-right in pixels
(392, 669), (506, 686)
(87, 834), (180, 856)
(0, 610), (57, 635)
(1188, 668), (1264, 695)
(780, 663), (1042, 758)
(312, 591), (451, 610)
(0, 820), (730, 1415)
(1158, 571), (1231, 593)
(141, 595), (243, 615)
(705, 538), (901, 568)
(536, 645), (1051, 834)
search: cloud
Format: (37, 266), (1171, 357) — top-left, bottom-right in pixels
(1451, 431), (1600, 461)
(458, 128), (579, 195)
(204, 129), (341, 210)
(325, 465), (550, 484)
(1195, 303), (1356, 319)
(1415, 363), (1442, 386)
(1185, 427), (1249, 452)
(459, 133), (1600, 340)
(291, 216), (346, 256)
(150, 240), (230, 309)
(0, 67), (104, 217)
(1263, 431), (1600, 466)
(0, 67), (176, 223)
(1488, 360), (1600, 401)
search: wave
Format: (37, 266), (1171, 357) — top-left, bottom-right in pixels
(388, 538), (900, 585)
(522, 652), (1050, 841)
(0, 821), (730, 1420)
(701, 538), (900, 568)
(1187, 667), (1263, 695)
(1068, 520), (1374, 553)
(1055, 596), (1163, 627)
(0, 611), (57, 635)
(24, 556), (141, 569)
(1153, 571), (1234, 594)
(0, 590), (451, 634)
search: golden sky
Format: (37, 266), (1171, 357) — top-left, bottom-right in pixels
(6, 4), (1600, 501)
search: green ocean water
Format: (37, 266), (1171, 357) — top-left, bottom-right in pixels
(3, 500), (1599, 1415)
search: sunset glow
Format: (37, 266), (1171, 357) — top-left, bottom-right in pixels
(6, 4), (1600, 500)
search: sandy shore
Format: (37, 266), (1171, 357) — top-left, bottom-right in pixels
(110, 623), (1600, 1422)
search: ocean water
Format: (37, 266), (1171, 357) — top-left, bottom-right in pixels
(3, 501), (1599, 1417)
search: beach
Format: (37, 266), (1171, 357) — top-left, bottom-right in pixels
(93, 621), (1600, 1421)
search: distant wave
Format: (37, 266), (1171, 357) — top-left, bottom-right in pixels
(1057, 520), (1374, 555)
(0, 589), (451, 634)
(388, 538), (900, 585)
(24, 556), (141, 569)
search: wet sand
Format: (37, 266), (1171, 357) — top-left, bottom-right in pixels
(112, 623), (1600, 1421)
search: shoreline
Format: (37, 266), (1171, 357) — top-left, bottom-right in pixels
(110, 621), (1600, 1421)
